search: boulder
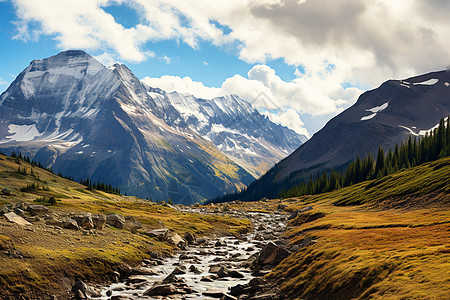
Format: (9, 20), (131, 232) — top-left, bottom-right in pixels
(13, 208), (26, 217)
(131, 266), (158, 276)
(143, 284), (178, 296)
(63, 218), (79, 230)
(71, 213), (94, 230)
(217, 266), (230, 278)
(189, 265), (201, 274)
(171, 266), (186, 275)
(277, 203), (288, 210)
(145, 228), (168, 240)
(4, 212), (32, 226)
(230, 270), (245, 278)
(166, 233), (186, 248)
(106, 214), (125, 229)
(257, 242), (290, 266)
(26, 205), (49, 216)
(92, 214), (106, 229)
(45, 216), (64, 227)
(300, 206), (313, 213)
(71, 280), (88, 299)
(125, 216), (142, 231)
(184, 231), (196, 244)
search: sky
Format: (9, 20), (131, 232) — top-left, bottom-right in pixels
(0, 0), (449, 137)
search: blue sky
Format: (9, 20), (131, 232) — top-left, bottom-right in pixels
(1, 0), (449, 136)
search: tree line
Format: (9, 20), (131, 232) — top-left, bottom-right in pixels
(79, 178), (121, 195)
(7, 151), (121, 196)
(280, 117), (450, 198)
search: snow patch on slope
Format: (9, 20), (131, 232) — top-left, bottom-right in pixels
(360, 102), (389, 121)
(414, 78), (438, 85)
(4, 124), (42, 142)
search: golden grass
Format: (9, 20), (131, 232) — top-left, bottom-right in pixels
(265, 158), (450, 300)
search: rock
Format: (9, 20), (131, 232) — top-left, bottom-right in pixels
(166, 233), (186, 248)
(71, 279), (88, 299)
(145, 228), (168, 240)
(203, 289), (227, 298)
(125, 216), (142, 231)
(189, 265), (201, 274)
(209, 265), (223, 274)
(171, 266), (186, 275)
(92, 214), (106, 229)
(26, 215), (40, 222)
(13, 207), (26, 217)
(230, 284), (245, 296)
(106, 290), (112, 296)
(201, 275), (218, 282)
(299, 206), (313, 213)
(215, 240), (224, 247)
(197, 237), (208, 244)
(106, 214), (125, 229)
(1, 189), (11, 195)
(184, 231), (196, 244)
(277, 203), (287, 210)
(126, 275), (149, 284)
(287, 211), (299, 220)
(86, 285), (102, 297)
(26, 204), (49, 216)
(4, 212), (32, 226)
(257, 242), (290, 266)
(50, 295), (58, 300)
(217, 266), (230, 278)
(46, 216), (64, 227)
(194, 202), (200, 207)
(143, 284), (178, 296)
(111, 296), (132, 300)
(63, 218), (79, 230)
(131, 266), (158, 276)
(70, 213), (94, 230)
(230, 270), (245, 278)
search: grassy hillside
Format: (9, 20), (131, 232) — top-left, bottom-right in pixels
(268, 157), (450, 299)
(0, 153), (251, 299)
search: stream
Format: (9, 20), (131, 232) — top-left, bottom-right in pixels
(98, 210), (288, 299)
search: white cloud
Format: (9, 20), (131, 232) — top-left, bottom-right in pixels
(262, 108), (309, 137)
(202, 61), (208, 66)
(10, 0), (450, 133)
(142, 64), (363, 136)
(94, 51), (119, 67)
(0, 78), (8, 86)
(160, 55), (172, 64)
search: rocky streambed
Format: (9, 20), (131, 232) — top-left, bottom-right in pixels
(97, 209), (290, 300)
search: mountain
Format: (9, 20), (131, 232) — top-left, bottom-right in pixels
(225, 70), (450, 201)
(0, 50), (304, 204)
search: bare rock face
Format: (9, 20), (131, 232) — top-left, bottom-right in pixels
(145, 228), (168, 240)
(70, 213), (94, 230)
(4, 212), (32, 226)
(166, 233), (187, 249)
(26, 205), (49, 216)
(63, 218), (79, 230)
(92, 214), (106, 229)
(106, 214), (125, 229)
(256, 242), (290, 267)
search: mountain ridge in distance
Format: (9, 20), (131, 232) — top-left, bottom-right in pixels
(220, 69), (450, 202)
(0, 50), (305, 204)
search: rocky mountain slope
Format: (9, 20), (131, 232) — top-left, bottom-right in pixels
(227, 70), (450, 201)
(0, 50), (304, 204)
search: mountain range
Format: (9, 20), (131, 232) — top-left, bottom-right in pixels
(222, 69), (450, 201)
(0, 50), (305, 204)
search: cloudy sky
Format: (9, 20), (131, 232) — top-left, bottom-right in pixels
(0, 0), (449, 137)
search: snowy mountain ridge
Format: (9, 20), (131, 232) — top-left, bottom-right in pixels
(0, 50), (305, 203)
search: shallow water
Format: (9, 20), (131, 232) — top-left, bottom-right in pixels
(98, 210), (287, 299)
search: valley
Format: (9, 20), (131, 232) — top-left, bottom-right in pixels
(0, 152), (448, 299)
